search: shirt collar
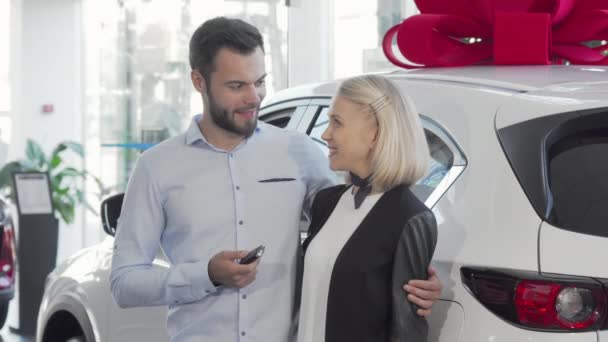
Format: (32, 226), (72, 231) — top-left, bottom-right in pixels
(185, 114), (263, 150)
(185, 114), (206, 145)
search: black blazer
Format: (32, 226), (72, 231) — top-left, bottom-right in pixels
(302, 184), (437, 342)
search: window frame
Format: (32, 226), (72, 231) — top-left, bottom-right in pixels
(497, 106), (608, 237)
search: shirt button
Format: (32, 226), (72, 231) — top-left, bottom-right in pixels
(239, 220), (244, 225)
(242, 294), (247, 299)
(241, 331), (246, 336)
(229, 153), (234, 158)
(236, 185), (240, 190)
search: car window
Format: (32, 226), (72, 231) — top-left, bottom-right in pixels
(410, 130), (454, 203)
(308, 107), (330, 155)
(498, 108), (608, 238)
(307, 106), (462, 208)
(547, 125), (608, 237)
(261, 108), (296, 128)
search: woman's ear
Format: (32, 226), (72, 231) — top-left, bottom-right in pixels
(369, 125), (379, 150)
(370, 116), (379, 141)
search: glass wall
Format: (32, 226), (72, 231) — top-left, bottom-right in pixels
(0, 0), (11, 166)
(0, 0), (10, 112)
(82, 0), (414, 211)
(332, 0), (417, 78)
(83, 0), (288, 196)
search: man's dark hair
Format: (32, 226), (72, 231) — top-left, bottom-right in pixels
(189, 17), (264, 81)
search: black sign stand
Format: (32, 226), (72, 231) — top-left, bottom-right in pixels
(9, 172), (58, 336)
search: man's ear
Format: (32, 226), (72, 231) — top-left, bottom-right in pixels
(191, 69), (206, 93)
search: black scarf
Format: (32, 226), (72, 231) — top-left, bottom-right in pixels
(350, 172), (372, 209)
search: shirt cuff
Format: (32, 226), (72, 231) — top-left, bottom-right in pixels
(181, 260), (219, 298)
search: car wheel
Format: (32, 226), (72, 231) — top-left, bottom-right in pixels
(0, 301), (8, 329)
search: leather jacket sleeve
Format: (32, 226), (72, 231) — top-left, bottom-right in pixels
(390, 211), (438, 342)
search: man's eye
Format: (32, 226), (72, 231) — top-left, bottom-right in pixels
(255, 79), (266, 87)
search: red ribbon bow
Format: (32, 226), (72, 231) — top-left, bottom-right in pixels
(383, 0), (608, 68)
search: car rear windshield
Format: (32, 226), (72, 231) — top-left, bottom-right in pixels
(498, 108), (608, 238)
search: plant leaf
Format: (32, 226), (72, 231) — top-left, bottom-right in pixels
(75, 189), (84, 203)
(55, 186), (70, 195)
(49, 154), (62, 169)
(51, 143), (67, 156)
(56, 167), (85, 178)
(50, 174), (64, 192)
(54, 141), (84, 158)
(0, 161), (25, 196)
(54, 197), (74, 224)
(53, 194), (75, 224)
(25, 139), (47, 170)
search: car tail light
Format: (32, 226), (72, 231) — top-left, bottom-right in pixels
(515, 281), (604, 329)
(0, 223), (16, 289)
(462, 267), (608, 332)
(604, 284), (608, 329)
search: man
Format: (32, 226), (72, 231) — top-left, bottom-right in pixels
(110, 17), (441, 342)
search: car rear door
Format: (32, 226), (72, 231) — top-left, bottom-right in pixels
(496, 84), (608, 279)
(497, 84), (608, 338)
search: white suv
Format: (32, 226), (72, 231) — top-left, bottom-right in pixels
(37, 65), (608, 342)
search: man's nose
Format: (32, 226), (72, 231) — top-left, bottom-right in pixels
(243, 84), (261, 105)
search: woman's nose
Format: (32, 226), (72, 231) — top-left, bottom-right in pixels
(321, 126), (331, 142)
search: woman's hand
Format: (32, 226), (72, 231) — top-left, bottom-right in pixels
(402, 266), (442, 317)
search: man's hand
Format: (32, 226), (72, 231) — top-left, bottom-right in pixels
(403, 266), (442, 317)
(208, 250), (260, 288)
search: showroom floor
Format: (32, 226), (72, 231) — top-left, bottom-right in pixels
(0, 282), (36, 342)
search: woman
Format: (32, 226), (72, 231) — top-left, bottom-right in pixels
(298, 74), (437, 342)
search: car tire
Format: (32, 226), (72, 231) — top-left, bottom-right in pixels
(40, 295), (96, 342)
(0, 301), (8, 329)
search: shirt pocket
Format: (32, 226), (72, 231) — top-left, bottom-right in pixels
(250, 176), (304, 221)
(254, 176), (301, 199)
(258, 177), (297, 183)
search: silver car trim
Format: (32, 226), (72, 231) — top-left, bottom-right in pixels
(424, 165), (466, 209)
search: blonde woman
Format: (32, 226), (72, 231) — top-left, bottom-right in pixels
(298, 74), (437, 342)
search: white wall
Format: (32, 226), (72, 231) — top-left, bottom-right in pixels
(8, 0), (22, 162)
(287, 0), (333, 87)
(12, 0), (85, 263)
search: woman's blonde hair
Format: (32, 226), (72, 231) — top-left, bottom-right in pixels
(337, 74), (430, 191)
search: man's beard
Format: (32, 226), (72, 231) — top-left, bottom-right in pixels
(207, 91), (259, 137)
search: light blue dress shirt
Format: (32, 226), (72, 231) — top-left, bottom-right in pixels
(110, 115), (336, 342)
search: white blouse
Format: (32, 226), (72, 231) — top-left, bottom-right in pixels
(297, 189), (384, 342)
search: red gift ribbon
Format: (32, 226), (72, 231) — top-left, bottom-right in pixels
(383, 0), (608, 68)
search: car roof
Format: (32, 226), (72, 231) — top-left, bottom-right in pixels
(389, 65), (608, 92)
(265, 65), (608, 106)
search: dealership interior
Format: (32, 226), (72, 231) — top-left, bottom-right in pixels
(1, 1), (416, 341)
(2, 0), (608, 341)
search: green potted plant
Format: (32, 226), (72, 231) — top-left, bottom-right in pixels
(0, 139), (109, 334)
(0, 139), (105, 224)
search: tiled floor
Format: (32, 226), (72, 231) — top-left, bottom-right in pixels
(0, 281), (36, 342)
